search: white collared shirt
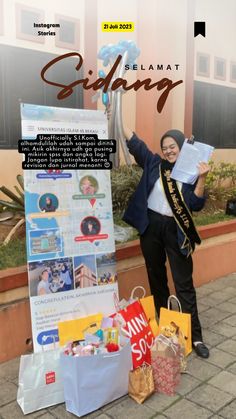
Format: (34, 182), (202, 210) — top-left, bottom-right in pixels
(147, 177), (182, 217)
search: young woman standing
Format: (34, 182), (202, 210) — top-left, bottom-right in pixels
(122, 126), (210, 358)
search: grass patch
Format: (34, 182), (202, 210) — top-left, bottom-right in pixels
(114, 211), (235, 243)
(193, 212), (235, 226)
(0, 238), (27, 270)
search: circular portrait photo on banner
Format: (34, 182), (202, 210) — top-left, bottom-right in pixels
(79, 175), (99, 196)
(45, 170), (63, 174)
(81, 216), (101, 236)
(39, 193), (59, 213)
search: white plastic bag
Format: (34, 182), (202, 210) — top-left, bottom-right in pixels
(17, 348), (64, 414)
(60, 339), (132, 417)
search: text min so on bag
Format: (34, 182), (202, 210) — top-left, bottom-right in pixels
(114, 300), (155, 368)
(17, 349), (64, 415)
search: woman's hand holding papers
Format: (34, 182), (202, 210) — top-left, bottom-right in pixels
(197, 162), (210, 178)
(194, 162), (210, 197)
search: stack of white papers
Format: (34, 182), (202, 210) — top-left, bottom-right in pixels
(170, 140), (214, 184)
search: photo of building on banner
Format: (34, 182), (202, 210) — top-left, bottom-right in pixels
(21, 104), (118, 352)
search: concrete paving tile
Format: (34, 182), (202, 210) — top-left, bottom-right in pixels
(199, 309), (230, 329)
(101, 395), (129, 411)
(199, 315), (220, 328)
(164, 398), (212, 418)
(211, 274), (236, 288)
(196, 286), (216, 297)
(217, 301), (236, 314)
(0, 357), (20, 381)
(186, 350), (197, 360)
(228, 296), (236, 305)
(200, 307), (231, 322)
(210, 416), (226, 419)
(197, 302), (211, 313)
(186, 358), (221, 381)
(176, 374), (201, 396)
(105, 396), (156, 419)
(86, 415), (113, 419)
(144, 392), (180, 412)
(0, 381), (17, 406)
(204, 347), (235, 368)
(202, 330), (226, 347)
(213, 287), (236, 298)
(199, 282), (225, 292)
(216, 339), (236, 356)
(218, 399), (236, 419)
(0, 400), (47, 418)
(226, 361), (236, 375)
(208, 371), (236, 396)
(199, 287), (236, 306)
(0, 377), (5, 383)
(221, 314), (236, 327)
(211, 322), (236, 337)
(198, 296), (225, 308)
(186, 383), (233, 413)
(8, 377), (19, 386)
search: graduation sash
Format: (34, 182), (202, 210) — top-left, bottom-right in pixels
(160, 162), (201, 257)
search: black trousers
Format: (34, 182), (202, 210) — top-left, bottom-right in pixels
(140, 209), (202, 343)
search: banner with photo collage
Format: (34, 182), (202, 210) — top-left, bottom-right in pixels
(21, 104), (118, 352)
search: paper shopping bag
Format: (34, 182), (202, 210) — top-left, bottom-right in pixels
(128, 363), (155, 404)
(60, 339), (132, 417)
(58, 313), (103, 346)
(114, 285), (159, 337)
(17, 349), (64, 414)
(128, 287), (159, 337)
(115, 300), (155, 368)
(140, 295), (159, 337)
(151, 334), (181, 396)
(159, 295), (192, 355)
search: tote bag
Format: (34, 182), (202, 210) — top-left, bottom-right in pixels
(17, 348), (64, 414)
(60, 339), (132, 417)
(116, 300), (155, 368)
(159, 295), (192, 355)
(114, 286), (159, 338)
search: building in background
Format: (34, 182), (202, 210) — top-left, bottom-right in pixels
(74, 263), (97, 288)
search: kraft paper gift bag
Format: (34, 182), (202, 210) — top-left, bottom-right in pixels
(151, 335), (181, 396)
(158, 295), (192, 355)
(17, 348), (64, 414)
(60, 339), (132, 417)
(58, 313), (103, 346)
(128, 363), (155, 404)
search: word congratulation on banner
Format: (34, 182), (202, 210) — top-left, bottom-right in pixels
(18, 134), (116, 170)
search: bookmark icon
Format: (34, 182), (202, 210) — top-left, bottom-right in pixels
(194, 22), (206, 37)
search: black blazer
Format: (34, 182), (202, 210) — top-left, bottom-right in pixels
(123, 133), (206, 256)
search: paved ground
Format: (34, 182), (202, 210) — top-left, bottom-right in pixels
(1, 273), (236, 419)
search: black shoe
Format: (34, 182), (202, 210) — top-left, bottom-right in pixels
(193, 342), (209, 359)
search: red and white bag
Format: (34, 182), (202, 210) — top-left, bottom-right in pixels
(113, 299), (154, 368)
